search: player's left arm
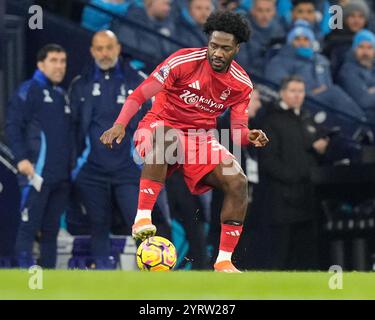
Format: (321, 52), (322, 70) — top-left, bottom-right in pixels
(230, 97), (269, 148)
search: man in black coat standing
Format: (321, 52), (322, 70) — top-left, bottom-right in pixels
(256, 75), (329, 270)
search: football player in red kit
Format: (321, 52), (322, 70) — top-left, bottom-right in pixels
(100, 11), (269, 272)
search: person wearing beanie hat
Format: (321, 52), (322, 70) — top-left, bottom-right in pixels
(287, 19), (316, 44)
(285, 20), (317, 59)
(343, 0), (370, 19)
(343, 0), (370, 33)
(323, 0), (373, 77)
(265, 22), (368, 121)
(337, 29), (375, 120)
(352, 28), (375, 50)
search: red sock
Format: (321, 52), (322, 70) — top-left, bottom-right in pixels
(138, 178), (164, 211)
(219, 223), (243, 252)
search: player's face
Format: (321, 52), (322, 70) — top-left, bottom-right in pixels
(292, 3), (316, 24)
(346, 11), (367, 33)
(280, 81), (305, 110)
(251, 0), (276, 28)
(207, 31), (240, 72)
(91, 34), (121, 70)
(355, 42), (375, 67)
(37, 51), (67, 84)
(189, 0), (213, 26)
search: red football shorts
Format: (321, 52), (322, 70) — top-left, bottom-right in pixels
(133, 116), (235, 195)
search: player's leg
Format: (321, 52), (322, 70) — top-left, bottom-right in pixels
(132, 125), (177, 240)
(201, 159), (248, 272)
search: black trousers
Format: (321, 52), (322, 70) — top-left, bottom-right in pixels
(15, 181), (70, 268)
(266, 219), (319, 271)
(166, 171), (210, 270)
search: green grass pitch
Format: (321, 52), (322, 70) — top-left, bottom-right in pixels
(0, 270), (374, 300)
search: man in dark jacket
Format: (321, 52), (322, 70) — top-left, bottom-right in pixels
(5, 44), (72, 268)
(256, 75), (329, 270)
(69, 31), (170, 268)
(337, 29), (375, 123)
(173, 0), (213, 48)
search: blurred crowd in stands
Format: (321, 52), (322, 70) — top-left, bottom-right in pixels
(81, 0), (375, 133)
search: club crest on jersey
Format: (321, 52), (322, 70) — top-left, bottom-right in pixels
(220, 88), (231, 100)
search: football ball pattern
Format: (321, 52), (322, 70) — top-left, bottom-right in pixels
(136, 236), (177, 271)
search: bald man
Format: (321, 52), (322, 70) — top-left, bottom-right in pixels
(69, 31), (168, 269)
(90, 30), (122, 71)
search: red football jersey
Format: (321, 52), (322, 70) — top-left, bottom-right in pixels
(143, 47), (253, 131)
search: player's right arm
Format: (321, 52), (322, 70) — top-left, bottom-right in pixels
(100, 76), (164, 148)
(100, 49), (188, 149)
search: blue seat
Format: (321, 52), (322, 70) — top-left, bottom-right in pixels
(68, 255), (117, 270)
(67, 236), (130, 269)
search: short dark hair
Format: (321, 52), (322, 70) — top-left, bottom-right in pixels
(37, 44), (66, 62)
(292, 0), (316, 8)
(203, 10), (251, 44)
(280, 75), (305, 90)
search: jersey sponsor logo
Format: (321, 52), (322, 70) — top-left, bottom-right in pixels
(188, 80), (200, 90)
(179, 90), (225, 113)
(179, 90), (200, 104)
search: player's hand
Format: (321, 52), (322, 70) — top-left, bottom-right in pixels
(249, 129), (269, 147)
(17, 159), (35, 178)
(100, 123), (126, 149)
(313, 137), (329, 155)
